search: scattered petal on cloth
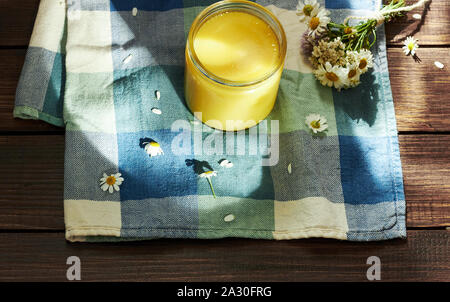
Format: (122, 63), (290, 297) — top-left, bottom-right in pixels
(219, 159), (233, 168)
(14, 0), (406, 242)
(151, 108), (162, 115)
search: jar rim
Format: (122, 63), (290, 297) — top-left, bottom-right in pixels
(186, 0), (287, 87)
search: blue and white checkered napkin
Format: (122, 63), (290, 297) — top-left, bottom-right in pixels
(14, 0), (406, 242)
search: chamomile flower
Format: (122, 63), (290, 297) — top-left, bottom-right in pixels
(296, 0), (320, 21)
(353, 49), (374, 73)
(100, 173), (124, 193)
(402, 36), (419, 56)
(199, 171), (217, 198)
(314, 62), (346, 90)
(144, 141), (164, 157)
(305, 114), (328, 134)
(307, 8), (330, 38)
(345, 63), (362, 88)
(199, 170), (217, 179)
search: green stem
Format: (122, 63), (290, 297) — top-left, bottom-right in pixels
(324, 0), (403, 51)
(207, 178), (216, 198)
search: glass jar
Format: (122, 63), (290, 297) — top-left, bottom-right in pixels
(185, 0), (287, 131)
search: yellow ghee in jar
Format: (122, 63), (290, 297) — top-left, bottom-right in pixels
(185, 2), (286, 131)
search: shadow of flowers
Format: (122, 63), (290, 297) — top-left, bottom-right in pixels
(185, 159), (213, 175)
(334, 72), (380, 127)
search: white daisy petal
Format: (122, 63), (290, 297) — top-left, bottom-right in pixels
(434, 61), (444, 69)
(123, 54), (133, 64)
(306, 8), (330, 38)
(220, 159), (230, 167)
(305, 113), (328, 134)
(101, 183), (109, 191)
(99, 173), (124, 193)
(314, 62), (346, 90)
(152, 108), (162, 115)
(296, 0), (320, 21)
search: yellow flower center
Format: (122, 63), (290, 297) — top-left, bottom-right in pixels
(205, 171), (213, 175)
(359, 58), (367, 69)
(106, 176), (116, 185)
(348, 69), (357, 78)
(325, 72), (339, 82)
(310, 120), (321, 129)
(344, 27), (353, 34)
(149, 142), (160, 147)
(303, 4), (313, 16)
(309, 17), (320, 30)
(407, 42), (415, 51)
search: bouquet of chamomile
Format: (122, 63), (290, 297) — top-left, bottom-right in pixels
(297, 0), (428, 90)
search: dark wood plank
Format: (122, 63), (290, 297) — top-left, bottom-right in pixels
(0, 231), (448, 281)
(385, 0), (450, 46)
(0, 0), (39, 46)
(0, 48), (449, 132)
(0, 134), (448, 230)
(0, 0), (448, 47)
(0, 135), (64, 230)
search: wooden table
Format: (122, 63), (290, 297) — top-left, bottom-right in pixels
(0, 0), (448, 282)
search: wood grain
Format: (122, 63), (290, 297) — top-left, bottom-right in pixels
(0, 0), (448, 47)
(0, 231), (448, 281)
(0, 0), (39, 46)
(385, 0), (450, 46)
(0, 136), (64, 230)
(400, 135), (450, 227)
(387, 48), (450, 132)
(0, 134), (448, 230)
(1, 48), (449, 132)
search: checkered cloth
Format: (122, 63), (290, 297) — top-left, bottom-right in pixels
(14, 0), (406, 242)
